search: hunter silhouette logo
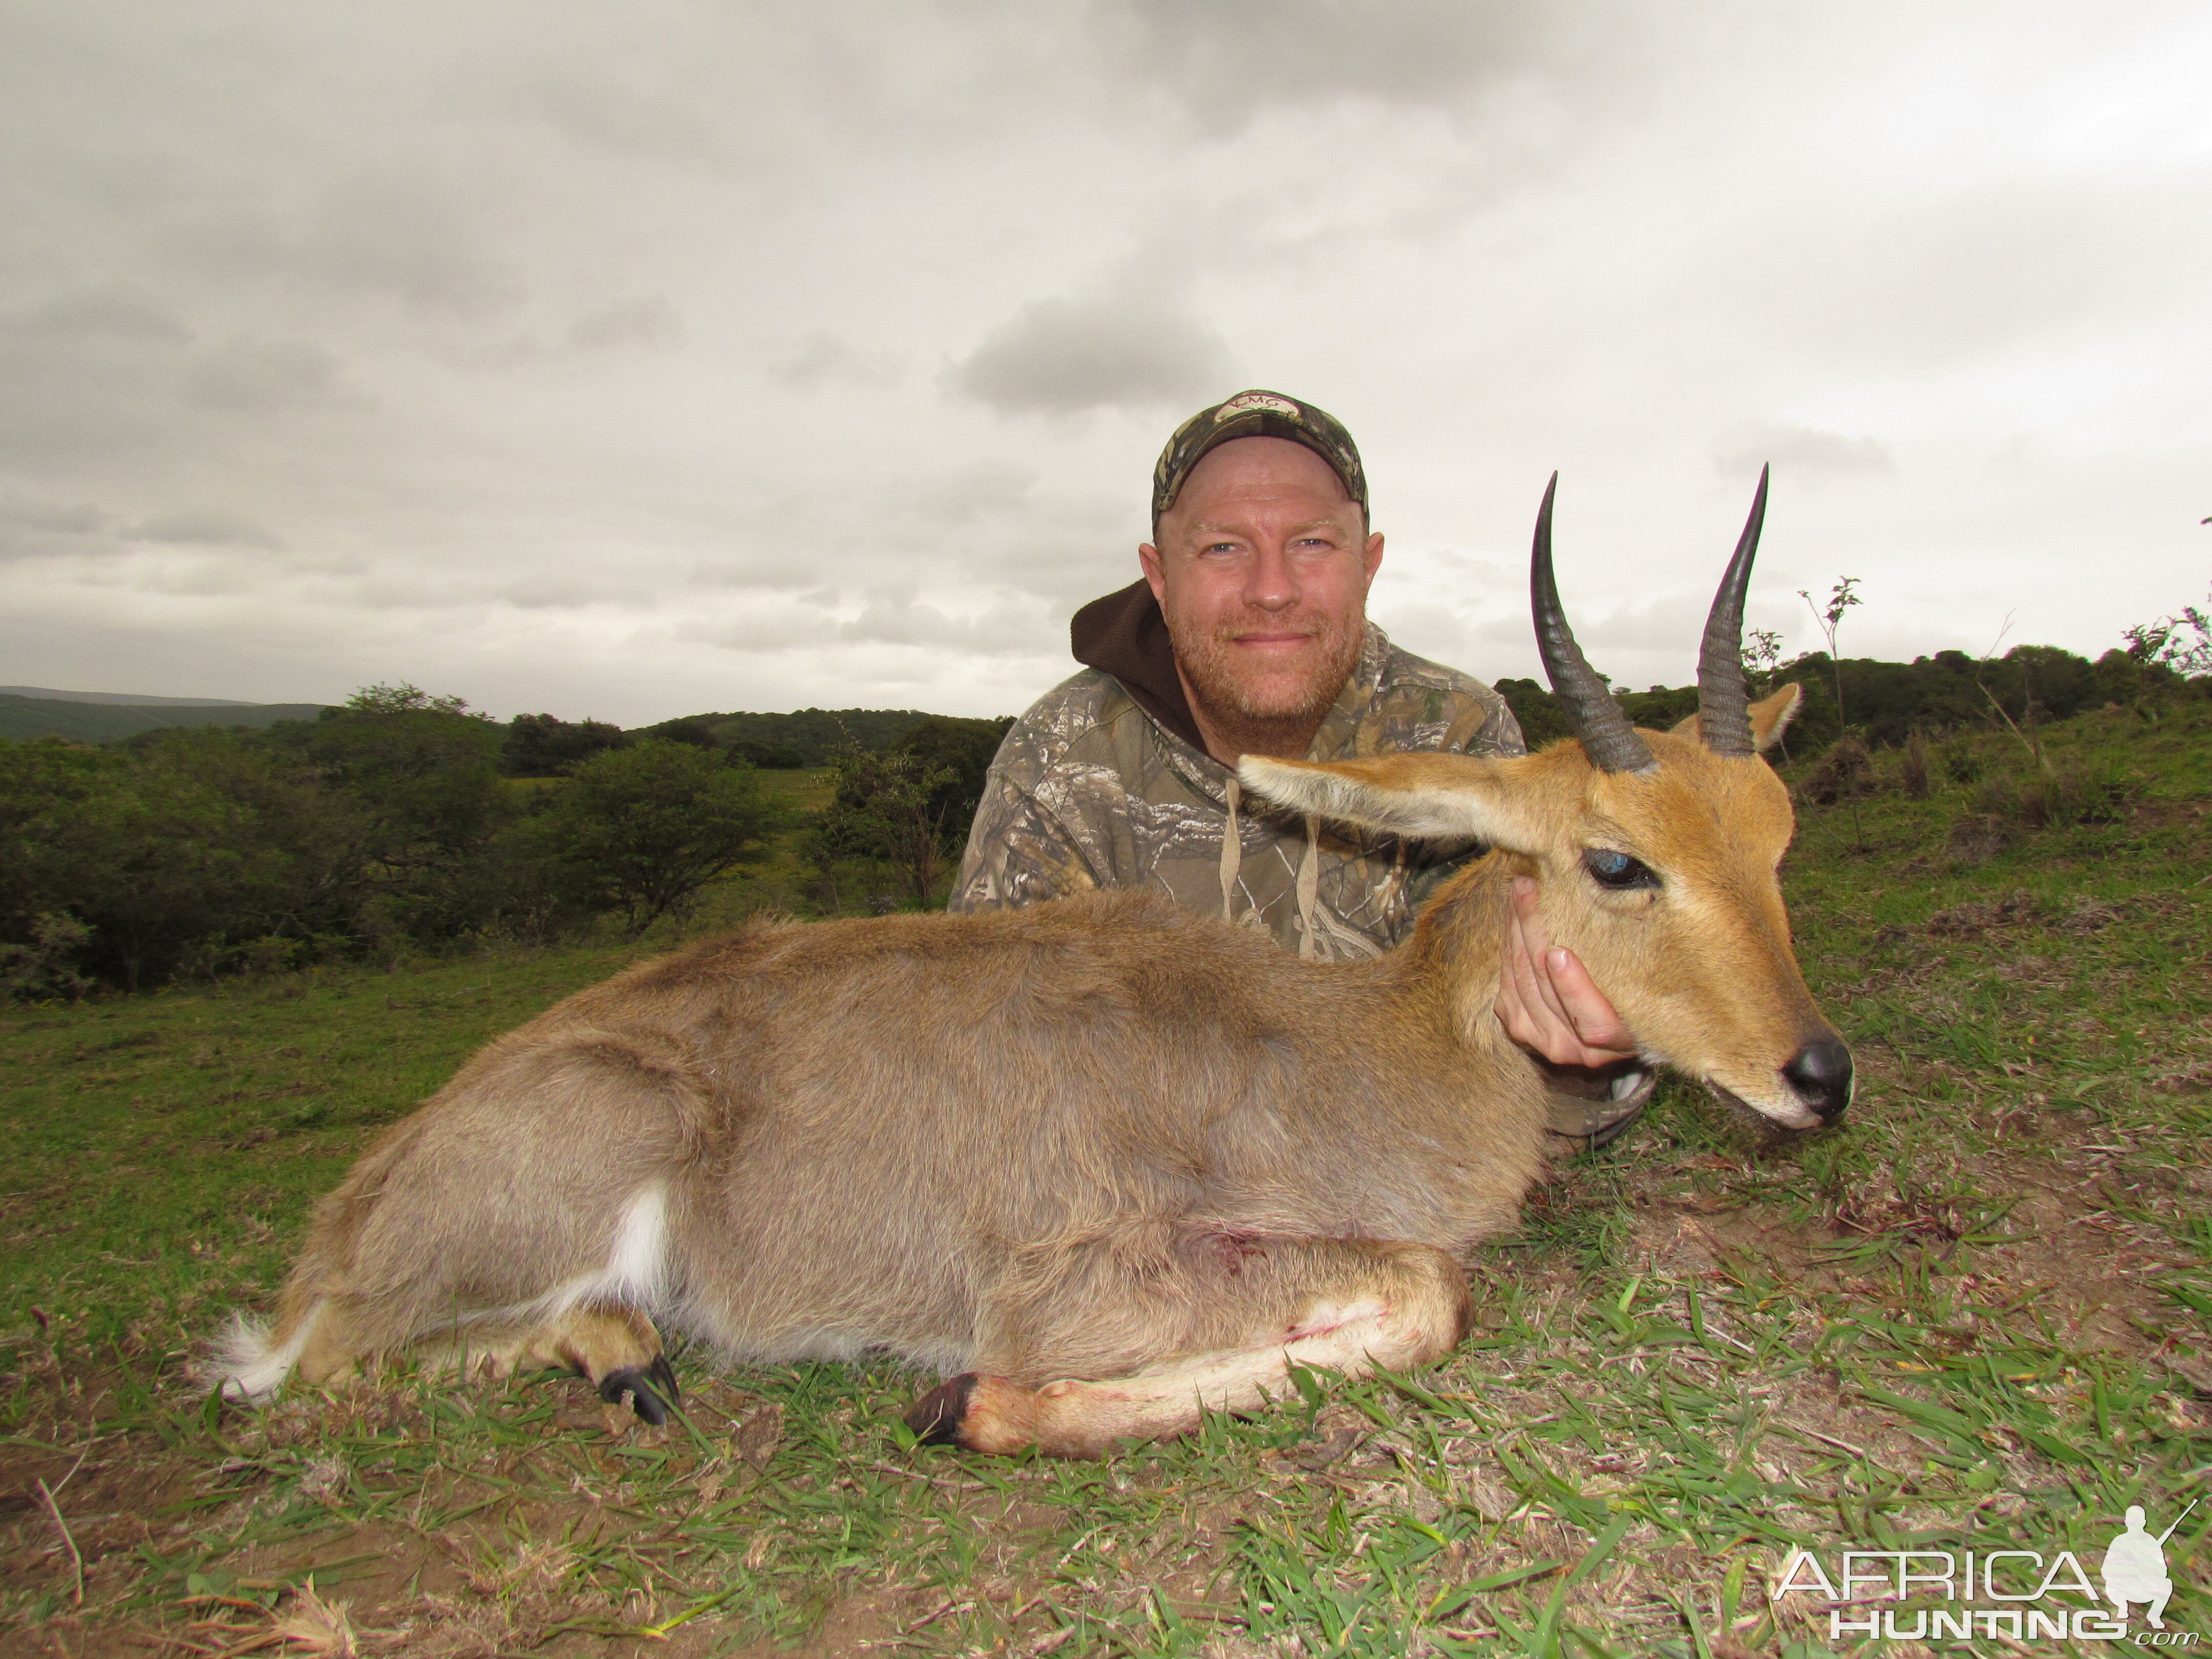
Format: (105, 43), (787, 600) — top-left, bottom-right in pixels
(1773, 1498), (2199, 1644)
(2105, 1501), (2195, 1629)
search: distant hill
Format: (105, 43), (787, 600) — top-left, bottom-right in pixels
(639, 707), (999, 767)
(0, 693), (333, 744)
(1, 685), (265, 707)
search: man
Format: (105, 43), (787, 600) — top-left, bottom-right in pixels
(950, 389), (1650, 1145)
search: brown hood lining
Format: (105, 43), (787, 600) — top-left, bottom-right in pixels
(1068, 580), (1207, 754)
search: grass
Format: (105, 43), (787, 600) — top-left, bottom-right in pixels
(3, 705), (2209, 1656)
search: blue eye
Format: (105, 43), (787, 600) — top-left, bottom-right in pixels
(1583, 849), (1660, 891)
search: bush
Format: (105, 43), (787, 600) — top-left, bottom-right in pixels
(807, 746), (961, 909)
(0, 912), (93, 1002)
(1944, 814), (2016, 867)
(502, 713), (628, 777)
(1493, 678), (1574, 749)
(1940, 737), (1984, 785)
(2, 688), (568, 997)
(1798, 738), (1872, 805)
(1972, 759), (2143, 831)
(1898, 731), (1931, 799)
(537, 739), (783, 937)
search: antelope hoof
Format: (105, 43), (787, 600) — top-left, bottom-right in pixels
(904, 1372), (981, 1445)
(598, 1362), (677, 1426)
(904, 1373), (1040, 1453)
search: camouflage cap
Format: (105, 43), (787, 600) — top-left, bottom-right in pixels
(1151, 389), (1368, 535)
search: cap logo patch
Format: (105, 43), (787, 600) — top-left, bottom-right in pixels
(1214, 392), (1300, 422)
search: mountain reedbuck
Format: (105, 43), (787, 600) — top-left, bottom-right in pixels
(212, 471), (1851, 1457)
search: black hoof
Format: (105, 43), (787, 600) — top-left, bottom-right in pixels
(904, 1373), (979, 1445)
(599, 1364), (673, 1426)
(648, 1352), (682, 1411)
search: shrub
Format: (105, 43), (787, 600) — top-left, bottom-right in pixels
(502, 713), (628, 777)
(1899, 730), (1931, 799)
(807, 746), (962, 909)
(1944, 814), (2016, 867)
(538, 739), (783, 937)
(1798, 738), (1871, 805)
(1940, 737), (1984, 785)
(0, 912), (93, 1002)
(1973, 759), (2143, 831)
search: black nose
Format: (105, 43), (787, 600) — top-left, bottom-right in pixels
(1781, 1040), (1854, 1121)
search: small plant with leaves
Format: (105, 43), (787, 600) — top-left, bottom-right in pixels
(1798, 576), (1866, 845)
(2123, 594), (2212, 679)
(1740, 626), (1784, 695)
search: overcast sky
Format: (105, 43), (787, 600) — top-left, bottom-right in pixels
(2, 1), (2207, 724)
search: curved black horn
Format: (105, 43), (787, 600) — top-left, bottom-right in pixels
(1695, 465), (1769, 758)
(1531, 473), (1655, 775)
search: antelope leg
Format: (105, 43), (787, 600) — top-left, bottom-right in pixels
(910, 1235), (1470, 1457)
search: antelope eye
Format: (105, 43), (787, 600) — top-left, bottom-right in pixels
(1583, 848), (1660, 891)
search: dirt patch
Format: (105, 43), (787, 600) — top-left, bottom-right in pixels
(2128, 798), (2212, 833)
(1926, 887), (2041, 938)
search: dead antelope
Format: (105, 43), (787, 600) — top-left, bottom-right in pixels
(209, 469), (1851, 1457)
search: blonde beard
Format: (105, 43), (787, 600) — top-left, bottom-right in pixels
(1175, 615), (1364, 759)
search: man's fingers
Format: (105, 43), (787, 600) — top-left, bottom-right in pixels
(1544, 944), (1637, 1057)
(1498, 885), (1592, 1065)
(1497, 877), (1639, 1067)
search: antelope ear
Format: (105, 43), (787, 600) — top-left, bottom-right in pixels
(1235, 752), (1551, 854)
(1669, 683), (1802, 753)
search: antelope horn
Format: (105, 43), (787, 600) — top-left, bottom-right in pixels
(1695, 465), (1769, 758)
(1531, 473), (1655, 776)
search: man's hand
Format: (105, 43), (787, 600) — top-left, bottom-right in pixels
(1495, 876), (1639, 1067)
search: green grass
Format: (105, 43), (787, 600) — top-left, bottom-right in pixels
(3, 707), (2209, 1655)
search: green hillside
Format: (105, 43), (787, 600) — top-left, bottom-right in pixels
(639, 706), (974, 765)
(0, 694), (332, 744)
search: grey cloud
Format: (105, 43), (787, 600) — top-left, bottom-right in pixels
(910, 462), (1036, 527)
(567, 296), (684, 352)
(301, 175), (521, 316)
(838, 584), (1056, 657)
(21, 287), (194, 344)
(183, 339), (344, 413)
(521, 66), (733, 164)
(955, 292), (1232, 416)
(1092, 0), (1636, 132)
(768, 332), (902, 390)
(674, 607), (838, 653)
(160, 174), (518, 318)
(0, 496), (118, 562)
(131, 508), (284, 548)
(1715, 421), (1893, 484)
(686, 558), (848, 595)
(1, 497), (109, 535)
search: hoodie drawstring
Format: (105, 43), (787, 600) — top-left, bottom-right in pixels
(1294, 814), (1322, 961)
(1219, 775), (1242, 924)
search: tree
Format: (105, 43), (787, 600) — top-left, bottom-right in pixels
(894, 714), (1014, 843)
(1491, 678), (1573, 748)
(542, 739), (781, 936)
(262, 685), (516, 939)
(502, 713), (629, 777)
(808, 746), (961, 908)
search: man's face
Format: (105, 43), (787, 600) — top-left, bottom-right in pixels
(1139, 436), (1385, 742)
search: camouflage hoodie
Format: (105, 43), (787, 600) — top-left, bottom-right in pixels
(949, 580), (1525, 959)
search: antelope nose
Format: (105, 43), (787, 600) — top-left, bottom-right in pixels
(1782, 1040), (1854, 1121)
